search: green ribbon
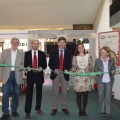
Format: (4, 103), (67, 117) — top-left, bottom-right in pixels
(0, 64), (120, 76)
(64, 71), (105, 76)
(0, 64), (41, 71)
(64, 70), (120, 76)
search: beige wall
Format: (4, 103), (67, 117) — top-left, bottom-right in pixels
(93, 0), (120, 100)
(93, 0), (112, 56)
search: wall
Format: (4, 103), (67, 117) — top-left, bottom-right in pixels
(93, 0), (120, 100)
(93, 0), (112, 56)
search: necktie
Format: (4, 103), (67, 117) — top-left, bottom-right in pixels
(59, 50), (63, 70)
(33, 51), (37, 68)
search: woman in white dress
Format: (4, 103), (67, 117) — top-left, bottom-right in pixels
(72, 43), (93, 117)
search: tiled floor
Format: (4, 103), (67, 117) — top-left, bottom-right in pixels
(0, 74), (120, 119)
(0, 74), (52, 119)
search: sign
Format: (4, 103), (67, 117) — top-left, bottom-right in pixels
(99, 31), (120, 66)
(4, 39), (28, 51)
(0, 30), (28, 39)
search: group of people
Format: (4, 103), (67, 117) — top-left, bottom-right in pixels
(0, 36), (116, 120)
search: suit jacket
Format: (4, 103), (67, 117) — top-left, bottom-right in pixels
(24, 50), (47, 83)
(94, 57), (116, 84)
(49, 48), (71, 81)
(0, 48), (24, 84)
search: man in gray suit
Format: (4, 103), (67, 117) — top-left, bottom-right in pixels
(0, 38), (24, 120)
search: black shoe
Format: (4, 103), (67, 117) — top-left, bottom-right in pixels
(51, 109), (57, 116)
(101, 112), (106, 117)
(25, 114), (30, 120)
(79, 111), (83, 117)
(12, 112), (19, 117)
(62, 108), (70, 115)
(105, 113), (110, 117)
(82, 111), (87, 117)
(36, 110), (43, 115)
(0, 114), (10, 120)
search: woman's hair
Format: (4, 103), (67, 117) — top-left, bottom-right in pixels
(74, 43), (86, 56)
(100, 46), (111, 56)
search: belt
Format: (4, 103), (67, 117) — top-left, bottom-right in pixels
(32, 70), (39, 73)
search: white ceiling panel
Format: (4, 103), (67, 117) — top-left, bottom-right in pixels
(0, 0), (103, 29)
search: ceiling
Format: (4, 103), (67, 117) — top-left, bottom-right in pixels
(0, 0), (103, 30)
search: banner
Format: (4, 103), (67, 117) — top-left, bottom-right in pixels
(4, 39), (28, 51)
(0, 30), (28, 39)
(99, 31), (120, 66)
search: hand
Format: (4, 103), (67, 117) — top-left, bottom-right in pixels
(64, 69), (68, 72)
(71, 68), (76, 72)
(85, 68), (92, 73)
(38, 67), (42, 72)
(54, 69), (60, 74)
(27, 66), (31, 72)
(111, 70), (115, 75)
(98, 73), (102, 76)
(18, 65), (23, 71)
(95, 71), (102, 76)
(88, 68), (92, 72)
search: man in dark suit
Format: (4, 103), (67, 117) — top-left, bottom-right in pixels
(24, 39), (47, 120)
(49, 36), (71, 116)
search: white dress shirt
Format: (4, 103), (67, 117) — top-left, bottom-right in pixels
(101, 57), (110, 83)
(59, 48), (64, 59)
(11, 49), (17, 71)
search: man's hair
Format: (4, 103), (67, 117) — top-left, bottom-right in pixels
(31, 39), (40, 44)
(11, 37), (19, 42)
(58, 37), (66, 43)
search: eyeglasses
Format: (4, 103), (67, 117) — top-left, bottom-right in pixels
(100, 52), (108, 54)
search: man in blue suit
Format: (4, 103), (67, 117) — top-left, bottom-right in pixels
(49, 36), (71, 116)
